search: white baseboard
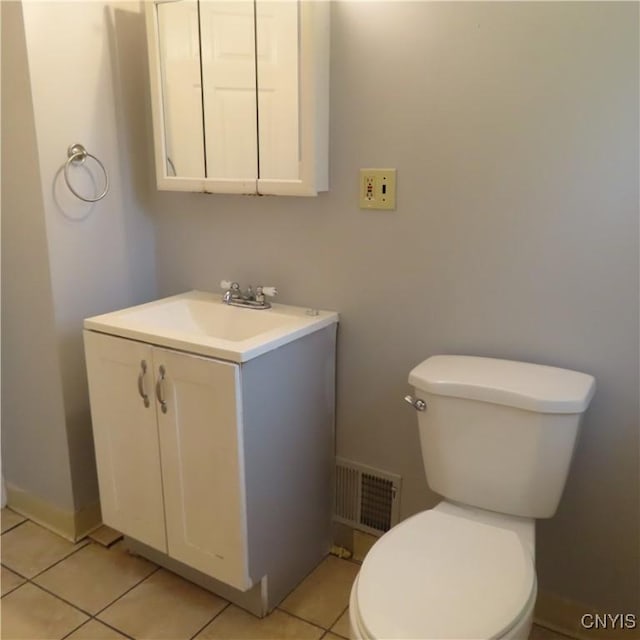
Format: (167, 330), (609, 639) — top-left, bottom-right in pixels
(6, 484), (101, 542)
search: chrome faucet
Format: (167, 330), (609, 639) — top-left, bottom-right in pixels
(220, 280), (277, 310)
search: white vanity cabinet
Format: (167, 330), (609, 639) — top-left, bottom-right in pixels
(146, 0), (329, 196)
(83, 294), (337, 615)
(85, 332), (251, 589)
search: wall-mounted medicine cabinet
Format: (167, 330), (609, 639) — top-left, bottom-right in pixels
(145, 0), (329, 196)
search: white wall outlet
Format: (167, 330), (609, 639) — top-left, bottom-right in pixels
(359, 168), (397, 210)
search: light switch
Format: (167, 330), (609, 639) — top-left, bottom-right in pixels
(359, 169), (397, 210)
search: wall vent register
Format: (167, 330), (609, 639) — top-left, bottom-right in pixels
(335, 458), (401, 535)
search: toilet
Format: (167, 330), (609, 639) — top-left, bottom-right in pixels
(349, 355), (595, 640)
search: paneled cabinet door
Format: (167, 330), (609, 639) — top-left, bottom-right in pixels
(84, 332), (167, 553)
(152, 348), (251, 590)
(147, 0), (328, 195)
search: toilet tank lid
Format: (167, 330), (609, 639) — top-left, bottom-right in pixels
(408, 355), (595, 413)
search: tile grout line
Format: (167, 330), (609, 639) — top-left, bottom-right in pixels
(22, 579), (100, 618)
(23, 537), (92, 582)
(0, 561), (30, 582)
(326, 603), (349, 632)
(92, 565), (162, 619)
(59, 616), (136, 640)
(2, 579), (98, 639)
(32, 565), (160, 640)
(320, 624), (349, 640)
(187, 600), (232, 640)
(59, 618), (94, 640)
(275, 606), (335, 633)
(2, 516), (358, 640)
(0, 518), (29, 536)
(0, 584), (23, 598)
(88, 618), (136, 640)
(0, 563), (28, 599)
(3, 542), (160, 640)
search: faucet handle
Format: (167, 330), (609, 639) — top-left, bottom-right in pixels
(221, 280), (241, 293)
(260, 286), (278, 297)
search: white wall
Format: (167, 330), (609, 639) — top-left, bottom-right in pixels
(150, 1), (639, 612)
(2, 0), (157, 516)
(21, 0), (158, 509)
(1, 0), (76, 512)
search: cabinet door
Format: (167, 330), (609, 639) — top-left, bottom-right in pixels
(152, 348), (251, 590)
(84, 332), (167, 552)
(199, 0), (258, 182)
(256, 0), (330, 196)
(255, 0), (299, 181)
(156, 0), (205, 178)
(146, 0), (328, 196)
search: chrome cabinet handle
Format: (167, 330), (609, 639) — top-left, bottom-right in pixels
(137, 360), (150, 408)
(155, 365), (168, 414)
(404, 395), (427, 411)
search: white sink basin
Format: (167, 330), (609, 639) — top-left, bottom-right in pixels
(84, 291), (338, 363)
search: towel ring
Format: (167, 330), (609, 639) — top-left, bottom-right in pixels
(64, 143), (109, 202)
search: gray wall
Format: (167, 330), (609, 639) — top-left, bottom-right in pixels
(18, 0), (158, 511)
(1, 1), (157, 516)
(1, 0), (76, 511)
(150, 2), (639, 612)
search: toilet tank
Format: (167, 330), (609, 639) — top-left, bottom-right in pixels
(409, 356), (595, 519)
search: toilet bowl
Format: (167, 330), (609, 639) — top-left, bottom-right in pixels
(348, 355), (595, 640)
(348, 503), (537, 640)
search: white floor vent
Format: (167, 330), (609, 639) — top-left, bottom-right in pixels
(334, 458), (401, 535)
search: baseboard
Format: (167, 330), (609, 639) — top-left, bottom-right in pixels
(332, 520), (379, 563)
(6, 485), (102, 542)
(535, 590), (639, 639)
(73, 503), (103, 540)
(353, 529), (378, 562)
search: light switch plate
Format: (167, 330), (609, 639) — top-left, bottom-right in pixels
(359, 168), (397, 210)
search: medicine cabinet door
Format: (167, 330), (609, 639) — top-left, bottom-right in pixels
(146, 0), (329, 196)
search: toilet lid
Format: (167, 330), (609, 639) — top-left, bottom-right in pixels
(356, 510), (535, 640)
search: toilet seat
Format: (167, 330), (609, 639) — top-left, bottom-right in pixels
(355, 509), (536, 640)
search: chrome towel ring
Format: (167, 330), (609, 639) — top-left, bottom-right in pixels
(64, 143), (109, 202)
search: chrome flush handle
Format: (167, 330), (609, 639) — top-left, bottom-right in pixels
(404, 395), (427, 411)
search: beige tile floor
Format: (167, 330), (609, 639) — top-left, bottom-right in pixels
(1, 508), (574, 640)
